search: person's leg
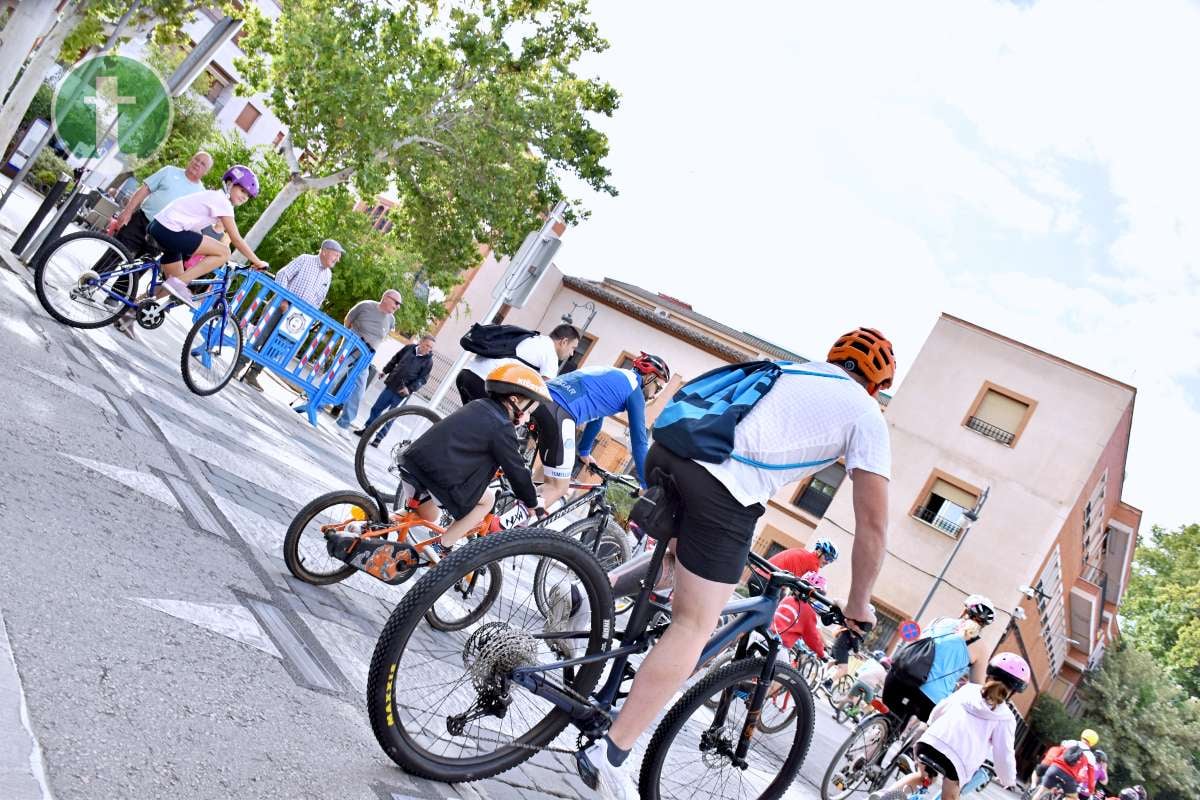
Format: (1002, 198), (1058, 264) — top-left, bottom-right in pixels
(606, 561), (736, 750)
(440, 488), (494, 547)
(540, 476), (571, 510)
(337, 368), (368, 429)
(362, 386), (402, 430)
(940, 779), (960, 800)
(177, 237), (232, 283)
(370, 388), (408, 442)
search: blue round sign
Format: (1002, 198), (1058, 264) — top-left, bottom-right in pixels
(900, 620), (921, 641)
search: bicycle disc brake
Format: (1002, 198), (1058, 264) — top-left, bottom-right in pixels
(135, 298), (168, 329)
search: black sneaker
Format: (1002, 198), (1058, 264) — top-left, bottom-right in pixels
(369, 439), (381, 448)
(352, 428), (366, 437)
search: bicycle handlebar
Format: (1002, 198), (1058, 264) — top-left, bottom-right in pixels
(746, 550), (845, 628)
(584, 462), (641, 490)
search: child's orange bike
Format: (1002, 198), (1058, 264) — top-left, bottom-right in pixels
(282, 489), (507, 631)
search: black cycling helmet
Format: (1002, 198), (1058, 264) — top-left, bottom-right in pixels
(1094, 749), (1108, 763)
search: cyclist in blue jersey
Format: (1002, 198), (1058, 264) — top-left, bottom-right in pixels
(533, 353), (670, 510)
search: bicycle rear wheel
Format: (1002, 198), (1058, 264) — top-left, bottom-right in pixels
(366, 528), (614, 783)
(826, 674), (854, 710)
(640, 657), (815, 800)
(181, 308), (243, 396)
(354, 405), (441, 503)
(283, 490), (384, 585)
(33, 231), (140, 328)
(819, 713), (894, 800)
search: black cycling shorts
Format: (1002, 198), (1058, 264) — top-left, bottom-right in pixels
(881, 671), (937, 725)
(916, 742), (960, 783)
(1041, 765), (1080, 794)
(644, 443), (765, 584)
(147, 220), (202, 266)
(530, 400), (575, 480)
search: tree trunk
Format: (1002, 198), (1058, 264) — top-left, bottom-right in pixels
(0, 2), (86, 154)
(0, 2), (60, 104)
(240, 168), (355, 251)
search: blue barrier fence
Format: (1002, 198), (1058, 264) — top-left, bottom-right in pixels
(193, 270), (371, 427)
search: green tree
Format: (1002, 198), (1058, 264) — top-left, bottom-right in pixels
(1123, 523), (1200, 697)
(235, 0), (618, 286)
(1077, 640), (1200, 800)
(1027, 695), (1078, 748)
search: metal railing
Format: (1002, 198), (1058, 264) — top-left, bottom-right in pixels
(966, 415), (1015, 445)
(913, 505), (965, 537)
(1080, 562), (1108, 601)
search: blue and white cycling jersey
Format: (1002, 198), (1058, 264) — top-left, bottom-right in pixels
(548, 366), (649, 486)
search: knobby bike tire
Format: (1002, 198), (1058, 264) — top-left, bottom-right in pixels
(366, 528), (614, 783)
(353, 405), (442, 503)
(531, 516), (630, 616)
(826, 674), (854, 710)
(701, 650), (737, 709)
(180, 308), (243, 396)
(639, 656), (815, 800)
(283, 489), (384, 585)
(33, 231), (138, 328)
(423, 560), (503, 632)
(819, 713), (894, 800)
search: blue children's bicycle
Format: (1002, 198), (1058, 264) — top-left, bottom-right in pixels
(32, 229), (261, 396)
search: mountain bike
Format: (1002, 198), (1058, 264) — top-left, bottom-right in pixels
(820, 696), (924, 800)
(364, 525), (845, 800)
(702, 640), (826, 734)
(32, 230), (261, 395)
(282, 489), (505, 632)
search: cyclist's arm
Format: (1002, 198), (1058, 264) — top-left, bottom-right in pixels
(967, 637), (989, 684)
(990, 717), (1019, 788)
(115, 184), (151, 225)
(624, 387), (650, 487)
(491, 430), (539, 509)
(847, 468), (888, 626)
(218, 216), (266, 268)
(577, 418), (604, 460)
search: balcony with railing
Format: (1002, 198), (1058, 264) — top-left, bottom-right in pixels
(913, 505), (965, 537)
(965, 415), (1016, 446)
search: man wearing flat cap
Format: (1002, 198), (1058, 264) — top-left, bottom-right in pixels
(238, 238), (345, 391)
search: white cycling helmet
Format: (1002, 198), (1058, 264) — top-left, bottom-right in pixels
(963, 594), (996, 625)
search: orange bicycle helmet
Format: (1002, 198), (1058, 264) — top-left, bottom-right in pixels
(485, 363), (553, 405)
(828, 327), (895, 394)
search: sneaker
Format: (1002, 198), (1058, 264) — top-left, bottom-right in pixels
(352, 428), (366, 437)
(577, 739), (636, 800)
(117, 318), (138, 340)
(242, 373), (265, 392)
(544, 583), (590, 660)
(369, 438), (381, 448)
(161, 277), (197, 308)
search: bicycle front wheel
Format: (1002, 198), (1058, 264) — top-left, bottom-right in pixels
(33, 231), (140, 328)
(640, 657), (815, 800)
(366, 528), (614, 783)
(181, 308), (243, 396)
(354, 405), (441, 503)
(819, 713), (893, 800)
(423, 560), (503, 632)
(532, 515), (630, 616)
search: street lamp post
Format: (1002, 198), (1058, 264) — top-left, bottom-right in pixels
(913, 486), (990, 624)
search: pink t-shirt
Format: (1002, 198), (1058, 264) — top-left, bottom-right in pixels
(154, 189), (234, 233)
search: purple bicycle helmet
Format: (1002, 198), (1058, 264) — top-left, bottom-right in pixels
(223, 164), (260, 198)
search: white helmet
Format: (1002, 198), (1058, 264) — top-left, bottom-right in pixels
(963, 594), (996, 625)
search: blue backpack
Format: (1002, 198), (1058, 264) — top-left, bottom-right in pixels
(652, 360), (849, 469)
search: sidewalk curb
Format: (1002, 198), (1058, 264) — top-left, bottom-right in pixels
(0, 609), (55, 800)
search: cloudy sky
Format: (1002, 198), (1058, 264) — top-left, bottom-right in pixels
(554, 0), (1199, 533)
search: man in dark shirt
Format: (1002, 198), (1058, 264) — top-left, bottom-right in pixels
(355, 334), (436, 445)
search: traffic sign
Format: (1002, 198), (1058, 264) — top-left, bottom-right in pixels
(900, 620), (921, 641)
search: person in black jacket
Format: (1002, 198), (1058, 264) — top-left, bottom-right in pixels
(355, 334), (436, 444)
(399, 363), (549, 548)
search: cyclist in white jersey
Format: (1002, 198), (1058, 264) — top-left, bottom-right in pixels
(549, 327), (897, 799)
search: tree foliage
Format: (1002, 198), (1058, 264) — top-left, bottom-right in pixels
(236, 0), (618, 281)
(1076, 640), (1200, 800)
(1123, 523), (1200, 697)
(1027, 695), (1078, 747)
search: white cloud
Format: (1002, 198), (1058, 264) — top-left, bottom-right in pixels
(549, 0), (1200, 530)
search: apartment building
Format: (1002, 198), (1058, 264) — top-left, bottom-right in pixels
(121, 2), (289, 149)
(808, 314), (1140, 719)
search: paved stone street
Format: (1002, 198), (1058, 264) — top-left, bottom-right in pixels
(0, 179), (1014, 800)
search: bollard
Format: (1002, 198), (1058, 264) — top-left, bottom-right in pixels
(11, 174), (70, 255)
(24, 189), (93, 266)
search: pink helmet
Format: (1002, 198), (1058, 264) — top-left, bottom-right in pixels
(987, 652), (1030, 692)
(223, 164), (260, 198)
(801, 571), (827, 591)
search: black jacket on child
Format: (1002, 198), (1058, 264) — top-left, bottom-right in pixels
(399, 398), (538, 519)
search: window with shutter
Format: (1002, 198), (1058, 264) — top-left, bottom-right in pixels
(964, 383), (1034, 446)
(913, 473), (979, 538)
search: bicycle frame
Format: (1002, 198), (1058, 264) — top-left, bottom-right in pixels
(322, 507), (496, 568)
(86, 257), (237, 314)
(509, 531), (788, 759)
